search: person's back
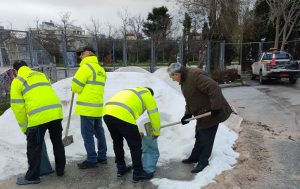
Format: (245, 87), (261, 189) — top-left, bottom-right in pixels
(10, 60), (65, 185)
(103, 86), (160, 182)
(11, 65), (62, 130)
(104, 87), (160, 135)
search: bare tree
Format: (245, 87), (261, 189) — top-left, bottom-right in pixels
(117, 8), (130, 38)
(265, 0), (300, 50)
(33, 17), (42, 42)
(57, 11), (76, 49)
(104, 21), (114, 38)
(174, 0), (253, 40)
(85, 17), (102, 37)
(128, 14), (145, 39)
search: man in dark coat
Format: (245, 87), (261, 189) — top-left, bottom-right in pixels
(167, 63), (232, 173)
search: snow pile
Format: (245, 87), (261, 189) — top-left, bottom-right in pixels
(0, 67), (241, 189)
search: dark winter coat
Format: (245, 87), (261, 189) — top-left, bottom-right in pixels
(180, 67), (232, 130)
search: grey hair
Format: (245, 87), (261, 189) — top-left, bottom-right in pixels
(167, 63), (184, 75)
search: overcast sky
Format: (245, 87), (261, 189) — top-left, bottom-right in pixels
(0, 0), (178, 31)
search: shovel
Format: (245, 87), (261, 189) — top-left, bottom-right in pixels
(62, 92), (74, 146)
(144, 112), (211, 136)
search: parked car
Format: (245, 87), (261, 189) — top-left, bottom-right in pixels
(251, 50), (300, 84)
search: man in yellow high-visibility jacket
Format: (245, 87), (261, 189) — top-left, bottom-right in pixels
(72, 46), (107, 169)
(103, 87), (160, 182)
(10, 60), (65, 185)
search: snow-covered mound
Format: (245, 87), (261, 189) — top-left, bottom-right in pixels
(114, 66), (150, 74)
(0, 68), (240, 189)
(153, 67), (181, 93)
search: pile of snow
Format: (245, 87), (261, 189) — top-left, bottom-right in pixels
(114, 66), (150, 74)
(0, 67), (241, 189)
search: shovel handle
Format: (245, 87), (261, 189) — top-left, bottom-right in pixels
(64, 92), (74, 137)
(161, 112), (211, 128)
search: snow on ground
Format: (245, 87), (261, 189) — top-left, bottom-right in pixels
(0, 67), (241, 189)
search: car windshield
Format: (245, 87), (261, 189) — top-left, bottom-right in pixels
(263, 52), (290, 60)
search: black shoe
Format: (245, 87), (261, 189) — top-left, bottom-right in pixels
(132, 170), (154, 182)
(77, 160), (98, 169)
(56, 171), (64, 176)
(191, 163), (207, 173)
(97, 158), (107, 164)
(117, 165), (132, 177)
(182, 158), (198, 164)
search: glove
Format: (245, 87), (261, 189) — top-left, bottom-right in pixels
(181, 114), (193, 125)
(211, 109), (222, 116)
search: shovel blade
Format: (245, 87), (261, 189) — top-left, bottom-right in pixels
(62, 135), (73, 147)
(144, 122), (152, 136)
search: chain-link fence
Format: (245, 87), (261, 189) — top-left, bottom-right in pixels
(1, 28), (300, 86)
(1, 27), (300, 114)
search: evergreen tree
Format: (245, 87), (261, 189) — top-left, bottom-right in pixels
(142, 6), (172, 43)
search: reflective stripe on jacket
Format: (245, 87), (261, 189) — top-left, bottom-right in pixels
(10, 66), (63, 133)
(72, 56), (106, 117)
(103, 87), (161, 136)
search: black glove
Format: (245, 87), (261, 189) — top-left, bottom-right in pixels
(211, 109), (222, 116)
(181, 114), (193, 125)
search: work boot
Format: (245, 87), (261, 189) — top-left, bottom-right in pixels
(77, 160), (98, 169)
(97, 158), (108, 164)
(191, 163), (208, 173)
(132, 170), (154, 182)
(56, 170), (64, 176)
(182, 157), (198, 164)
(117, 165), (132, 177)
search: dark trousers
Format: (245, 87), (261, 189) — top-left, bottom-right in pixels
(189, 125), (219, 165)
(103, 115), (143, 173)
(25, 119), (66, 180)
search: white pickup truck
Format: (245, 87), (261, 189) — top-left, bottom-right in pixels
(251, 50), (300, 84)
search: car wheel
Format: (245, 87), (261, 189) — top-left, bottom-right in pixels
(259, 70), (266, 84)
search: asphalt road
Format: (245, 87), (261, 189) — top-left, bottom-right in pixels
(223, 78), (300, 189)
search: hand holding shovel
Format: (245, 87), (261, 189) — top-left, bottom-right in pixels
(144, 112), (211, 136)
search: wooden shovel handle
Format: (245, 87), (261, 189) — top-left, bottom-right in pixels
(64, 92), (74, 137)
(161, 112), (211, 128)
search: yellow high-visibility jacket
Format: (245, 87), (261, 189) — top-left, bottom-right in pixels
(71, 56), (106, 117)
(10, 66), (63, 133)
(103, 87), (161, 136)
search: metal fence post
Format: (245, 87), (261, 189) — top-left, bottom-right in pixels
(219, 40), (225, 70)
(206, 40), (211, 74)
(178, 40), (183, 64)
(0, 45), (3, 67)
(123, 38), (127, 67)
(259, 42), (262, 53)
(151, 40), (156, 73)
(27, 31), (34, 67)
(61, 34), (68, 78)
(93, 35), (99, 58)
(112, 39), (115, 71)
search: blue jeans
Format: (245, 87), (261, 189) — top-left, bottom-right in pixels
(80, 116), (107, 163)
